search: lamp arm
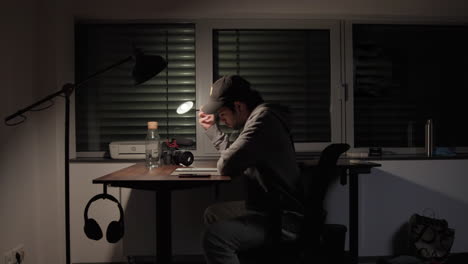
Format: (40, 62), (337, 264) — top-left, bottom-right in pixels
(4, 84), (72, 123)
(4, 56), (133, 123)
(75, 56), (132, 87)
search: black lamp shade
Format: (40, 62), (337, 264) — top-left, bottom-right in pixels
(132, 50), (167, 85)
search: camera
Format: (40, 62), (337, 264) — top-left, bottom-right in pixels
(161, 149), (194, 166)
(161, 138), (195, 166)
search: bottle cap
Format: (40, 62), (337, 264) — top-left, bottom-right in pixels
(147, 121), (158, 129)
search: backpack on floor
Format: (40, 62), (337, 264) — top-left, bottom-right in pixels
(408, 213), (455, 263)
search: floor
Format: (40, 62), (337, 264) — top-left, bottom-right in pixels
(75, 253), (468, 264)
(124, 254), (380, 264)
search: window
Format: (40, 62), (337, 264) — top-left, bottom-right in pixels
(75, 23), (196, 154)
(75, 20), (468, 157)
(195, 20), (342, 153)
(74, 20), (342, 156)
(352, 24), (468, 148)
(213, 29), (331, 143)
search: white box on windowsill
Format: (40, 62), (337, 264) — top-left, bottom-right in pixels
(109, 141), (146, 159)
(345, 151), (369, 158)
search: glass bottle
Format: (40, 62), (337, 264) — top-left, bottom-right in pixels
(145, 121), (161, 168)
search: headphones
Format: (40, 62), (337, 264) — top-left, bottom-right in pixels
(83, 193), (125, 243)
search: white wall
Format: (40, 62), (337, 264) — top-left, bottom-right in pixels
(1, 0), (468, 263)
(0, 1), (40, 262)
(325, 159), (468, 256)
(71, 160), (468, 262)
(70, 163), (133, 263)
(1, 0), (42, 263)
(357, 160), (468, 255)
(12, 159), (468, 261)
(1, 0), (72, 263)
(70, 162), (246, 262)
(71, 0), (468, 20)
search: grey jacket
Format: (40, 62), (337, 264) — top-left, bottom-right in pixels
(205, 103), (303, 213)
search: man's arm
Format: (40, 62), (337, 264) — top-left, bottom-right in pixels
(205, 123), (231, 151)
(217, 110), (273, 177)
(199, 111), (231, 151)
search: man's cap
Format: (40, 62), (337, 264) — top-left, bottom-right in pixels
(201, 75), (252, 114)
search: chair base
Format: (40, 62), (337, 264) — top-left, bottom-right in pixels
(238, 223), (347, 264)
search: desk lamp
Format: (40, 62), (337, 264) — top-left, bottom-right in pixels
(176, 101), (200, 114)
(4, 48), (167, 264)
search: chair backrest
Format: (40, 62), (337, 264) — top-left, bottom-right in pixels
(300, 143), (350, 250)
(247, 144), (350, 263)
(318, 143), (351, 168)
(301, 143), (350, 207)
(315, 143), (350, 207)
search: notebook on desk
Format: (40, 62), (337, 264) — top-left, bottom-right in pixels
(171, 167), (218, 177)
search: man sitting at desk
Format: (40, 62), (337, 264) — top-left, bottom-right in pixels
(198, 75), (303, 264)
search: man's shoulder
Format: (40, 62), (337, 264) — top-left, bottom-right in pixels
(248, 104), (274, 124)
(251, 103), (286, 117)
(249, 103), (291, 128)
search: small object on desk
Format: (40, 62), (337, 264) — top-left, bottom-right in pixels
(178, 174), (211, 178)
(172, 167), (218, 175)
(346, 152), (369, 158)
(369, 147), (382, 157)
(349, 160), (375, 166)
(434, 147), (456, 157)
(174, 167), (217, 172)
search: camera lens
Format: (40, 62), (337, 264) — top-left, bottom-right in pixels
(173, 150), (194, 166)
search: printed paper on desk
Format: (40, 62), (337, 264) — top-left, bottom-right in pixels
(172, 167), (218, 175)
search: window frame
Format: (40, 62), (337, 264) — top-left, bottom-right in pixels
(344, 19), (468, 155)
(73, 21), (198, 158)
(73, 19), (346, 158)
(195, 19), (343, 157)
(75, 19), (468, 158)
(73, 18), (468, 158)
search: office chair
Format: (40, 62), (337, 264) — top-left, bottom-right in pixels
(298, 143), (350, 263)
(239, 143), (350, 264)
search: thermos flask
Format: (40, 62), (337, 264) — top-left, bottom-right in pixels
(425, 119), (433, 157)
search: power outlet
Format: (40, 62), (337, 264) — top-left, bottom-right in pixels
(3, 244), (24, 264)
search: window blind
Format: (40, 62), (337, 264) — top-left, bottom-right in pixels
(75, 23), (196, 153)
(213, 29), (331, 142)
(353, 24), (468, 148)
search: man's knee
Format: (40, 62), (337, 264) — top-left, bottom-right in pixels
(202, 223), (228, 251)
(204, 205), (219, 226)
(204, 201), (246, 226)
(202, 223), (240, 264)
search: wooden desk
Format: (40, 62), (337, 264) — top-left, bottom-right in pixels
(302, 159), (381, 264)
(339, 160), (380, 264)
(93, 159), (379, 264)
(93, 162), (230, 264)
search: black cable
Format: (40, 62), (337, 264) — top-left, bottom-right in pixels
(29, 99), (55, 111)
(5, 114), (27, 126)
(4, 99), (55, 126)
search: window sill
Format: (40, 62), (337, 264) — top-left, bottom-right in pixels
(71, 152), (468, 164)
(70, 156), (221, 164)
(70, 157), (140, 163)
(296, 152), (468, 161)
(358, 153), (468, 161)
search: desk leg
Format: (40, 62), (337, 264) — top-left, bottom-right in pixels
(155, 190), (172, 264)
(349, 171), (359, 264)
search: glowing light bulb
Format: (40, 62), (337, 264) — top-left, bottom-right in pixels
(176, 101), (194, 114)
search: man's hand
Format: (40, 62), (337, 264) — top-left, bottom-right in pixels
(199, 111), (215, 130)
